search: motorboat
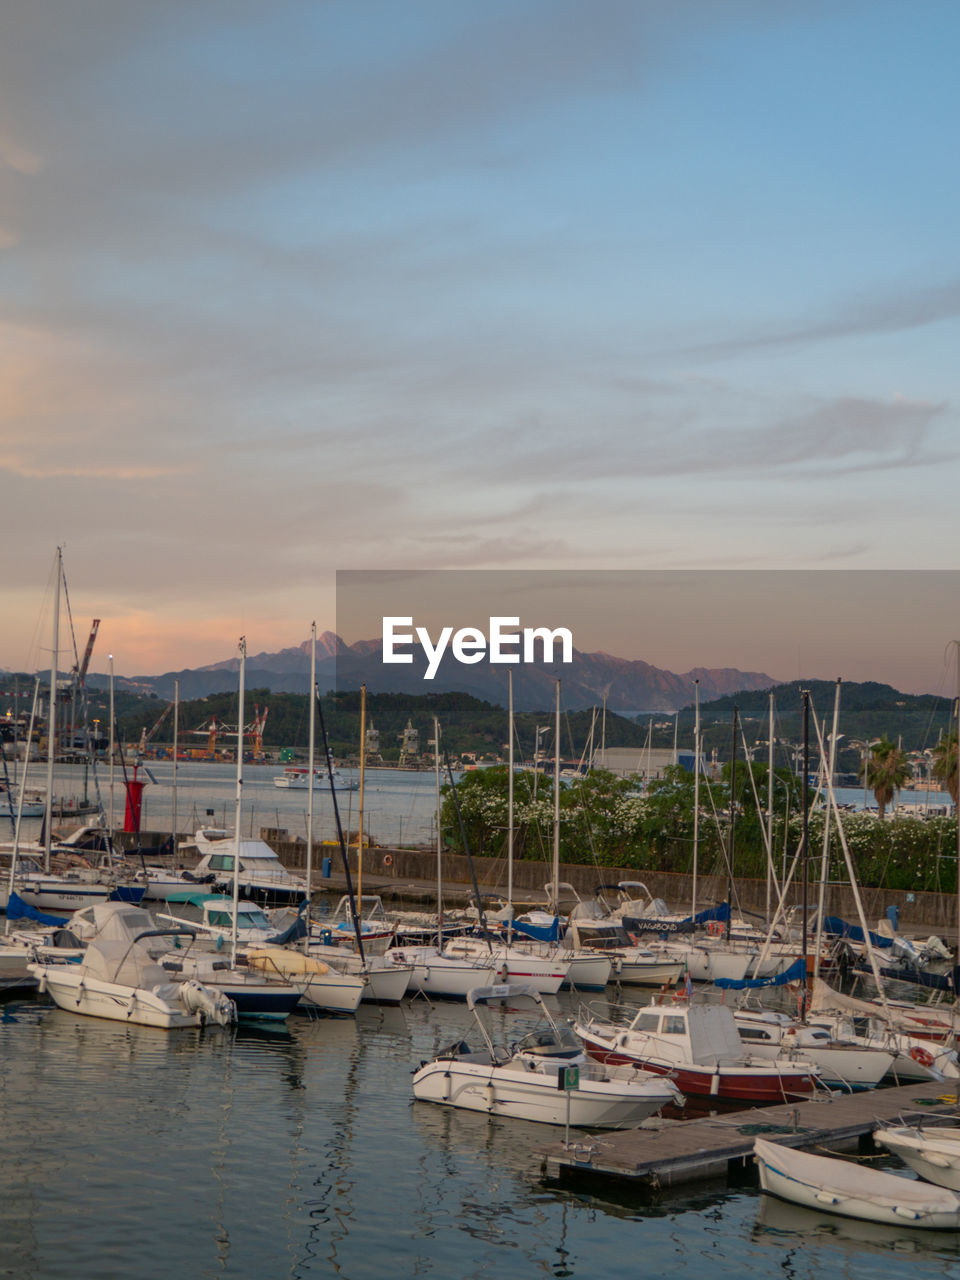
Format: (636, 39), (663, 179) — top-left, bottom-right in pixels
(184, 828), (308, 908)
(157, 893), (287, 946)
(732, 1008), (895, 1091)
(875, 1125), (960, 1192)
(30, 900), (300, 1022)
(412, 983), (684, 1127)
(574, 999), (821, 1104)
(272, 766), (358, 792)
(754, 1136), (960, 1229)
(28, 907), (236, 1029)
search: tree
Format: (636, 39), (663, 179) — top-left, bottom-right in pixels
(861, 736), (911, 819)
(932, 730), (959, 807)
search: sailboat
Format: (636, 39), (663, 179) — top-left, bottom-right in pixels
(441, 676), (570, 995)
(388, 717), (503, 998)
(12, 550), (145, 913)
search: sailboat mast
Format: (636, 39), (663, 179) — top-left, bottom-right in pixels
(108, 653), (115, 832)
(6, 678), (40, 928)
(552, 679), (560, 913)
(434, 716), (442, 948)
(172, 679), (180, 852)
(43, 547), (62, 874)
(692, 679), (700, 918)
(800, 689), (810, 1021)
(231, 636), (246, 968)
(306, 622), (316, 910)
(507, 669), (514, 932)
(814, 679), (842, 982)
(725, 706), (737, 940)
(357, 683), (366, 910)
(766, 691), (774, 925)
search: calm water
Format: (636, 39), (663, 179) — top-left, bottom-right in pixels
(3, 989), (960, 1280)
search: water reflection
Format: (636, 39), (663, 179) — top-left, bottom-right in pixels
(752, 1192), (960, 1261)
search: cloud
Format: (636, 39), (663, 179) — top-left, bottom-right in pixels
(678, 279), (960, 360)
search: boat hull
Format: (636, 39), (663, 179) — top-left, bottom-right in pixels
(579, 1034), (817, 1103)
(755, 1137), (960, 1229)
(412, 1060), (676, 1128)
(32, 966), (204, 1029)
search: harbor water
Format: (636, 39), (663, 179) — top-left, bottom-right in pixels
(13, 760), (952, 852)
(3, 987), (960, 1279)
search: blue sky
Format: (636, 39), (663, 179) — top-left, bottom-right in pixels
(1, 1), (958, 688)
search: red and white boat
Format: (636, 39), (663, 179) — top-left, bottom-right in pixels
(573, 999), (821, 1104)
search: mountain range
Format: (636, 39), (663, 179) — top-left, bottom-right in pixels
(86, 632), (777, 714)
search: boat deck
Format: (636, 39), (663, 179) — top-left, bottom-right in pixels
(540, 1080), (960, 1189)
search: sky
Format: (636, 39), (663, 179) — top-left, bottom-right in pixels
(2, 1), (959, 691)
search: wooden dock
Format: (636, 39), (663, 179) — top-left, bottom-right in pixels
(540, 1082), (960, 1189)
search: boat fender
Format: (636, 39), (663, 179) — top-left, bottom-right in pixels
(910, 1045), (936, 1068)
(383, 854), (393, 868)
(707, 921), (724, 936)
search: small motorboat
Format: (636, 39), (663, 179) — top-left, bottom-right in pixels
(413, 982), (684, 1128)
(29, 913), (236, 1031)
(875, 1125), (960, 1193)
(574, 999), (821, 1104)
(754, 1136), (960, 1229)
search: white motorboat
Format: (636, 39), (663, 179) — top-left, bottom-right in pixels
(185, 828), (308, 908)
(29, 911), (236, 1030)
(157, 894), (284, 946)
(754, 1136), (960, 1229)
(272, 766), (359, 792)
(875, 1125), (960, 1192)
(733, 1008), (895, 1091)
(574, 999), (821, 1105)
(412, 983), (684, 1127)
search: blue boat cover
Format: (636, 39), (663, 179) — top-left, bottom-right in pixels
(714, 956), (807, 990)
(821, 916), (893, 949)
(5, 892), (68, 927)
(504, 917), (561, 944)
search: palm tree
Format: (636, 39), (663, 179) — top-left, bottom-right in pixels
(860, 735), (911, 819)
(931, 730), (959, 807)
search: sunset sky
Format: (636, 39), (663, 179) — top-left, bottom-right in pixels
(2, 2), (958, 692)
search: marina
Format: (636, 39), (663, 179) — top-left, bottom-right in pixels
(4, 984), (960, 1280)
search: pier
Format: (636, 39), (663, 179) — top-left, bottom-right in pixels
(540, 1081), (960, 1189)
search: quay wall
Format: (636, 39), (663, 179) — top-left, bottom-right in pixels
(126, 828), (959, 935)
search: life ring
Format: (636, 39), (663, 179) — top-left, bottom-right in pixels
(910, 1045), (936, 1069)
(383, 854), (393, 868)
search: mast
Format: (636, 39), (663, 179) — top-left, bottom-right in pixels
(725, 706), (737, 939)
(692, 679), (700, 917)
(773, 696), (778, 926)
(108, 652), (115, 833)
(814, 679), (842, 982)
(43, 547), (62, 873)
(171, 678), (179, 852)
(434, 716), (443, 948)
(5, 678), (40, 931)
(305, 622), (316, 929)
(552, 679), (561, 915)
(507, 669), (514, 935)
(357, 684), (366, 912)
(230, 636), (246, 968)
(800, 689), (810, 1021)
